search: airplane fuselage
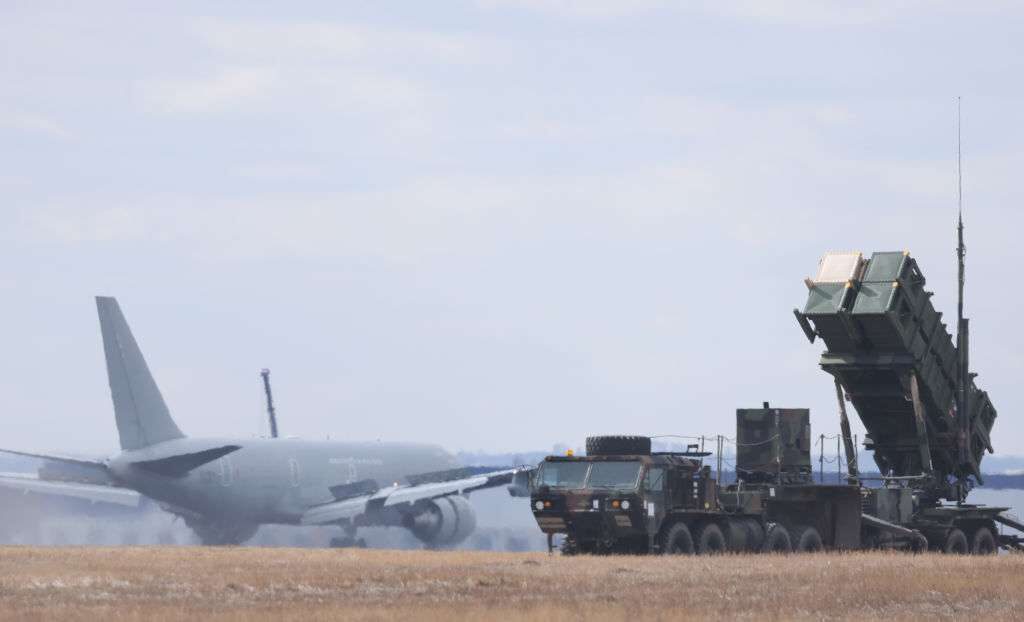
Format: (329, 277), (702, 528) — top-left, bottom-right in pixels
(0, 297), (506, 547)
(107, 438), (458, 524)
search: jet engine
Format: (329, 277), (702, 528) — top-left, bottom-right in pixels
(404, 495), (477, 547)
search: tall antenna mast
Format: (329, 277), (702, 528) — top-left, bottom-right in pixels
(957, 97), (965, 327)
(955, 97), (969, 500)
(260, 368), (280, 439)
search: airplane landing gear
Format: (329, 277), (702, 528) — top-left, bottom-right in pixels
(185, 518), (258, 546)
(330, 525), (366, 548)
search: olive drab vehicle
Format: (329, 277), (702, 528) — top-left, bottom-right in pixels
(527, 241), (1024, 554)
(529, 408), (867, 555)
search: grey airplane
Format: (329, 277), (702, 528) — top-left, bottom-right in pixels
(0, 297), (521, 546)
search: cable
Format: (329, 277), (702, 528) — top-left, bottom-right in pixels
(728, 434), (780, 447)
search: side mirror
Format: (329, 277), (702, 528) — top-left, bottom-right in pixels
(507, 468), (535, 497)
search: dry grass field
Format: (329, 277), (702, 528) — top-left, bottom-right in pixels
(1, 547), (1023, 621)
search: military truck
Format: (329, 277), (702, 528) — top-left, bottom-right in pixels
(527, 242), (1024, 554)
(529, 407), (873, 555)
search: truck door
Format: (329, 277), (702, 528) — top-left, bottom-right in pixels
(644, 467), (666, 532)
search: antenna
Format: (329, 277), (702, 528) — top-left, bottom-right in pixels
(260, 368), (279, 439)
(957, 96), (965, 326)
(955, 97), (969, 500)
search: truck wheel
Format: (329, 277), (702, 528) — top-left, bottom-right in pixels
(560, 538), (580, 556)
(943, 528), (968, 554)
(763, 524), (792, 553)
(724, 520), (748, 552)
(742, 519), (765, 552)
(695, 523), (726, 555)
(970, 527), (996, 555)
(790, 525), (823, 553)
(910, 533), (929, 554)
(585, 436), (651, 456)
(660, 522), (694, 555)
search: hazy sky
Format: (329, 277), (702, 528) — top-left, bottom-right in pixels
(3, 1), (1023, 457)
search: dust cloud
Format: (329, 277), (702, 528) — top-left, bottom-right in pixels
(0, 485), (545, 551)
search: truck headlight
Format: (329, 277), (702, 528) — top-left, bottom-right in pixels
(534, 500), (545, 511)
(621, 500), (631, 510)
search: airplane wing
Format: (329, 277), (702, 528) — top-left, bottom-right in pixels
(300, 467), (523, 526)
(0, 448), (107, 469)
(0, 447), (115, 484)
(0, 448), (141, 507)
(0, 472), (142, 507)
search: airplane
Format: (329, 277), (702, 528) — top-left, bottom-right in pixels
(0, 297), (523, 546)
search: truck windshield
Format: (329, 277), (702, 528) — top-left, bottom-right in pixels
(536, 462), (589, 488)
(587, 461), (642, 488)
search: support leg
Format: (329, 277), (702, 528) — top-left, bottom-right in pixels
(909, 372), (933, 475)
(833, 378), (859, 484)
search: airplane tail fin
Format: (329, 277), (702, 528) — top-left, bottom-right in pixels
(96, 297), (186, 451)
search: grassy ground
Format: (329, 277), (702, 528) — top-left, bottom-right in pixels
(0, 547), (1022, 621)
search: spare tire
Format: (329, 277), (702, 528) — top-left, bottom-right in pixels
(586, 436), (651, 456)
